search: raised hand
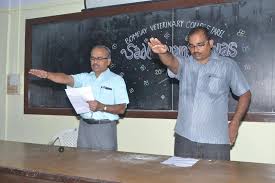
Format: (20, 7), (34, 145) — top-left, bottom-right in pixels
(148, 37), (168, 54)
(29, 69), (48, 79)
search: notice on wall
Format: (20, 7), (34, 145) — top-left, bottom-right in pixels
(7, 74), (20, 95)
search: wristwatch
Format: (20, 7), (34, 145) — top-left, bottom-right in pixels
(103, 105), (107, 111)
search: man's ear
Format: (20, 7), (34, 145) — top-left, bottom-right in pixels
(107, 59), (111, 66)
(209, 39), (214, 48)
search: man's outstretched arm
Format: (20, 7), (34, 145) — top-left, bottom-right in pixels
(148, 37), (179, 74)
(29, 69), (74, 87)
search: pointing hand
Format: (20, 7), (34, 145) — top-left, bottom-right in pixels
(29, 69), (48, 79)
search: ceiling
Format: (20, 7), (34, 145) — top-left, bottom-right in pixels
(0, 0), (153, 9)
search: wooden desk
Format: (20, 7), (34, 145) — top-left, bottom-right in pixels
(0, 140), (274, 183)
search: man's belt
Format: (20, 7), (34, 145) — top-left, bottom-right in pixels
(81, 118), (116, 125)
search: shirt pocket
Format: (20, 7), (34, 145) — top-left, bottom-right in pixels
(208, 76), (227, 95)
(99, 86), (114, 104)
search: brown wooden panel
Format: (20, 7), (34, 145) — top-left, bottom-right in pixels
(0, 140), (275, 183)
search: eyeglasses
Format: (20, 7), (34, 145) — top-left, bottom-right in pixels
(90, 57), (109, 61)
(187, 40), (208, 50)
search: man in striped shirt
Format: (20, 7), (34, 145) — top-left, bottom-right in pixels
(148, 27), (251, 160)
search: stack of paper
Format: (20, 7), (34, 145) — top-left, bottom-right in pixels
(65, 87), (94, 114)
(161, 156), (199, 167)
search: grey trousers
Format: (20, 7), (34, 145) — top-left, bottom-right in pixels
(174, 133), (230, 160)
(77, 119), (117, 150)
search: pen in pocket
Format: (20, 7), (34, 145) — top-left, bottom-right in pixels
(101, 86), (112, 90)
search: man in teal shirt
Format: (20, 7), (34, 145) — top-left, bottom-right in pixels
(29, 45), (129, 150)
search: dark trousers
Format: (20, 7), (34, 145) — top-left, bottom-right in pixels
(174, 133), (230, 160)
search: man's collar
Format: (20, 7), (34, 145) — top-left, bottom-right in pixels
(92, 68), (110, 78)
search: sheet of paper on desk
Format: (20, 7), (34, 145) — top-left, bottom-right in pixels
(65, 87), (94, 114)
(161, 156), (199, 167)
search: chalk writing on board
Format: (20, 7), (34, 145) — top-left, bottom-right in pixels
(26, 0), (275, 119)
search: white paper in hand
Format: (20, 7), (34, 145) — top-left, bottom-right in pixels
(65, 87), (94, 114)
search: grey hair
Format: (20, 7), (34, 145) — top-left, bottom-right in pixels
(92, 45), (111, 59)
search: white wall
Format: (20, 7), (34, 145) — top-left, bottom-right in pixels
(0, 0), (275, 164)
(0, 10), (9, 139)
(231, 122), (275, 163)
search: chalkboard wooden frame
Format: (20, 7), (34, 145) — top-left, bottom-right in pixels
(24, 0), (275, 122)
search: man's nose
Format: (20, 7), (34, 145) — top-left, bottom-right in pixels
(92, 59), (99, 63)
(193, 46), (200, 51)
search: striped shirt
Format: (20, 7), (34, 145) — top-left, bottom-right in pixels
(168, 51), (250, 144)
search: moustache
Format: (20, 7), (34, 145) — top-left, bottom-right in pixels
(193, 52), (201, 55)
(92, 64), (99, 67)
